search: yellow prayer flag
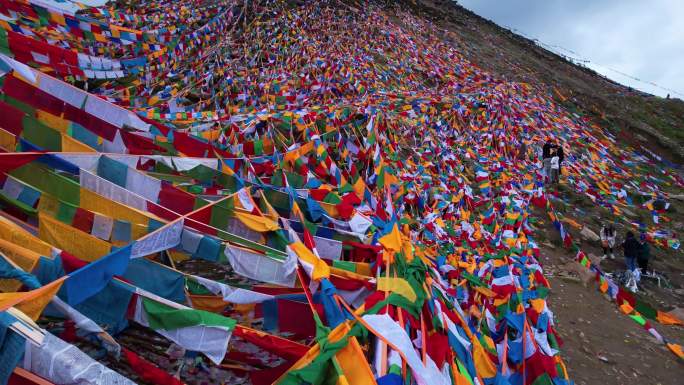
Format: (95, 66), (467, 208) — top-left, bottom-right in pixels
(493, 295), (510, 307)
(401, 238), (414, 262)
(187, 293), (229, 314)
(79, 188), (152, 239)
(0, 127), (16, 151)
(330, 266), (371, 281)
(318, 201), (339, 218)
(0, 216), (53, 256)
(62, 134), (96, 152)
(0, 239), (42, 292)
(167, 249), (191, 263)
(38, 213), (111, 262)
(0, 277), (66, 320)
(379, 224), (402, 252)
(334, 334), (377, 385)
(36, 110), (69, 133)
(474, 286), (497, 298)
(377, 277), (417, 302)
(290, 241), (330, 280)
(50, 11), (66, 25)
(234, 211), (280, 232)
(472, 335), (497, 379)
(284, 141), (314, 163)
(274, 322), (376, 385)
(94, 33), (107, 43)
(529, 298), (546, 313)
(292, 201), (305, 221)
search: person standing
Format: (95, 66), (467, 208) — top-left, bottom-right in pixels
(622, 231), (641, 292)
(556, 144), (565, 178)
(549, 151), (560, 184)
(622, 231), (640, 271)
(518, 140), (528, 160)
(600, 223), (616, 259)
(637, 234), (651, 272)
(542, 139), (554, 183)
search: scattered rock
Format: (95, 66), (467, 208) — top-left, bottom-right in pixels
(621, 207), (638, 217)
(597, 354), (613, 364)
(559, 275), (581, 283)
(580, 226), (600, 242)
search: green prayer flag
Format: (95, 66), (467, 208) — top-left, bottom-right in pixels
(332, 260), (356, 273)
(57, 202), (78, 224)
(531, 373), (554, 385)
(254, 140), (264, 156)
(210, 199), (233, 229)
(11, 164), (80, 206)
(634, 299), (657, 320)
(22, 116), (62, 151)
(322, 192), (341, 204)
(629, 314), (647, 326)
(142, 297), (236, 331)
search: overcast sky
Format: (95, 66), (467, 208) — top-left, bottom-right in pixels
(457, 0), (684, 98)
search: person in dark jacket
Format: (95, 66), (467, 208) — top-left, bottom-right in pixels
(637, 235), (650, 271)
(542, 140), (553, 159)
(542, 140), (554, 182)
(622, 231), (640, 272)
(518, 140), (528, 160)
(555, 145), (565, 177)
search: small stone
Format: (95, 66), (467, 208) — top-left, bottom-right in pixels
(580, 227), (600, 242)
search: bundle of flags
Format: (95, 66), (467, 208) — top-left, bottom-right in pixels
(0, 0), (682, 385)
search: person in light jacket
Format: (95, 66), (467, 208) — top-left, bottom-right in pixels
(600, 223), (616, 260)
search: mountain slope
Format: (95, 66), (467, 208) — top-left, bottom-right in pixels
(401, 0), (684, 163)
(0, 0), (682, 384)
(388, 1), (684, 383)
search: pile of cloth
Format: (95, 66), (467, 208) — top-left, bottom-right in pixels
(0, 0), (682, 384)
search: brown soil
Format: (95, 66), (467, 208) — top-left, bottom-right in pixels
(541, 242), (684, 385)
(527, 189), (684, 383)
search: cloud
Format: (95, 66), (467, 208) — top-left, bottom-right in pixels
(457, 0), (684, 97)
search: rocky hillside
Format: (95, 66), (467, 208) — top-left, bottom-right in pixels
(386, 1), (684, 383)
(399, 0), (684, 163)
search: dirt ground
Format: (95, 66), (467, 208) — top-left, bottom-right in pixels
(539, 243), (684, 385)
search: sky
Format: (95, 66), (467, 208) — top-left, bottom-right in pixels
(457, 0), (684, 98)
